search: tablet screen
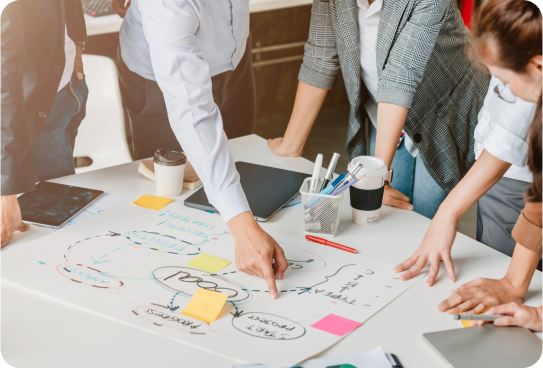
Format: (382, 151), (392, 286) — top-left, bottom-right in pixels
(18, 182), (104, 228)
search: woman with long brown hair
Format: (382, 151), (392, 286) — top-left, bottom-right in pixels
(434, 0), (542, 322)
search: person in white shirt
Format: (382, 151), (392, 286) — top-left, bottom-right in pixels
(114, 0), (288, 297)
(395, 75), (536, 286)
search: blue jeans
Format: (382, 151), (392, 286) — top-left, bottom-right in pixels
(31, 75), (88, 181)
(369, 124), (447, 219)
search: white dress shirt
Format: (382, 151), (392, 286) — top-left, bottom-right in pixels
(475, 76), (536, 183)
(58, 26), (76, 92)
(119, 0), (251, 223)
(357, 0), (419, 157)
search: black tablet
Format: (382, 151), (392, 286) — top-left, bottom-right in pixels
(18, 182), (104, 228)
(184, 162), (310, 221)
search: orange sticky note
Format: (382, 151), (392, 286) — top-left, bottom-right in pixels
(133, 195), (172, 210)
(181, 288), (228, 323)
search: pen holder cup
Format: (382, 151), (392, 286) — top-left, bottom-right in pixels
(299, 177), (344, 238)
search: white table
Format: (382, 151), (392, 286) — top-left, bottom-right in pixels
(85, 0), (313, 36)
(2, 135), (541, 367)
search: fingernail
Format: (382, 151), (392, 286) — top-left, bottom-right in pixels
(437, 302), (445, 311)
(449, 276), (455, 283)
(425, 281), (431, 287)
(393, 266), (398, 272)
(270, 290), (277, 299)
(450, 288), (457, 293)
(77, 73), (84, 80)
(407, 205), (414, 210)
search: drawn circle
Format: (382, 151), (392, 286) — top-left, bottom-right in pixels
(125, 231), (201, 255)
(232, 312), (306, 340)
(135, 306), (211, 333)
(280, 242), (327, 272)
(56, 263), (123, 289)
(151, 266), (251, 302)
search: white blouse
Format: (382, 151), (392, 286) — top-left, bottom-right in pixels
(357, 0), (419, 157)
(474, 76), (536, 183)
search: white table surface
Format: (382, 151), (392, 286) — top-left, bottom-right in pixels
(85, 0), (313, 36)
(2, 135), (541, 368)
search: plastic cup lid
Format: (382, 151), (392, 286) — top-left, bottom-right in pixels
(153, 149), (187, 166)
(347, 156), (387, 176)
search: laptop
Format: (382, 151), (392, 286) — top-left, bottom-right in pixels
(423, 325), (542, 368)
(184, 162), (310, 221)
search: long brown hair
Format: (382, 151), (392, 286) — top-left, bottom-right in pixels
(472, 0), (542, 202)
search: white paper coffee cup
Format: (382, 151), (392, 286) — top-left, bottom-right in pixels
(347, 156), (392, 226)
(153, 149), (187, 197)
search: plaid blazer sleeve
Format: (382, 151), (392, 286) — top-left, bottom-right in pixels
(377, 0), (448, 109)
(298, 0), (341, 90)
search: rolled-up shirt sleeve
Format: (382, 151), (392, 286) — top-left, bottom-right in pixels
(139, 0), (250, 223)
(512, 202), (542, 255)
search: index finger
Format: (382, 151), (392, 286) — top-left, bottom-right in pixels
(260, 262), (278, 300)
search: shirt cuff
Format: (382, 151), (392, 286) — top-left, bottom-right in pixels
(298, 64), (336, 91)
(210, 182), (251, 224)
(376, 88), (413, 109)
(512, 210), (542, 255)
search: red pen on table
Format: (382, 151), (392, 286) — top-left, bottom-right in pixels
(305, 235), (357, 254)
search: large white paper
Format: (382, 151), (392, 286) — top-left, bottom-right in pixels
(2, 202), (423, 366)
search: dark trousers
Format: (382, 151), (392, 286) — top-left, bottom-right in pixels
(116, 39), (256, 160)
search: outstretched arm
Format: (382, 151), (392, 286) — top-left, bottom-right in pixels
(394, 150), (511, 285)
(139, 1), (288, 297)
(268, 81), (327, 157)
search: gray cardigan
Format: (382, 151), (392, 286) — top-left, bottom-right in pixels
(299, 0), (490, 192)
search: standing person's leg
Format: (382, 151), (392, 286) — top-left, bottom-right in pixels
(31, 75), (89, 181)
(116, 47), (180, 160)
(411, 154), (448, 219)
(369, 123), (415, 199)
(215, 37), (256, 139)
(477, 177), (530, 257)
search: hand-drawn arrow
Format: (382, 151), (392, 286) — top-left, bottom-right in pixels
(240, 286), (312, 295)
(90, 255), (111, 264)
(229, 301), (243, 318)
(66, 231), (122, 262)
(191, 239), (210, 246)
(287, 259), (314, 263)
(151, 291), (182, 311)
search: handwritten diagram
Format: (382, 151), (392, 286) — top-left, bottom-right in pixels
(2, 203), (423, 366)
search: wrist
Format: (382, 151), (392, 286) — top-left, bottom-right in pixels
(502, 272), (531, 297)
(227, 211), (260, 238)
(281, 131), (304, 156)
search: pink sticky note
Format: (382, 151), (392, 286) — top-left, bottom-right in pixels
(311, 314), (362, 336)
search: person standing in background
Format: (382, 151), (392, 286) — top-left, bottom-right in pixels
(268, 0), (489, 220)
(114, 0), (288, 297)
(114, 0), (256, 160)
(1, 0), (88, 247)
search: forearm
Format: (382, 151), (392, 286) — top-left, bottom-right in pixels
(437, 150), (511, 220)
(504, 243), (540, 294)
(282, 81), (328, 154)
(374, 103), (408, 170)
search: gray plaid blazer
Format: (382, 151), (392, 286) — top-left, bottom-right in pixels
(298, 0), (490, 192)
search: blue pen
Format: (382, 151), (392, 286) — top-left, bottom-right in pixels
(305, 174), (346, 209)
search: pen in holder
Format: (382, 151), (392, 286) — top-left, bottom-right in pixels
(299, 177), (344, 238)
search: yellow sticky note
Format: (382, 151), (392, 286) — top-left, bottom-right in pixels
(185, 253), (232, 273)
(133, 195), (172, 210)
(181, 288), (228, 323)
